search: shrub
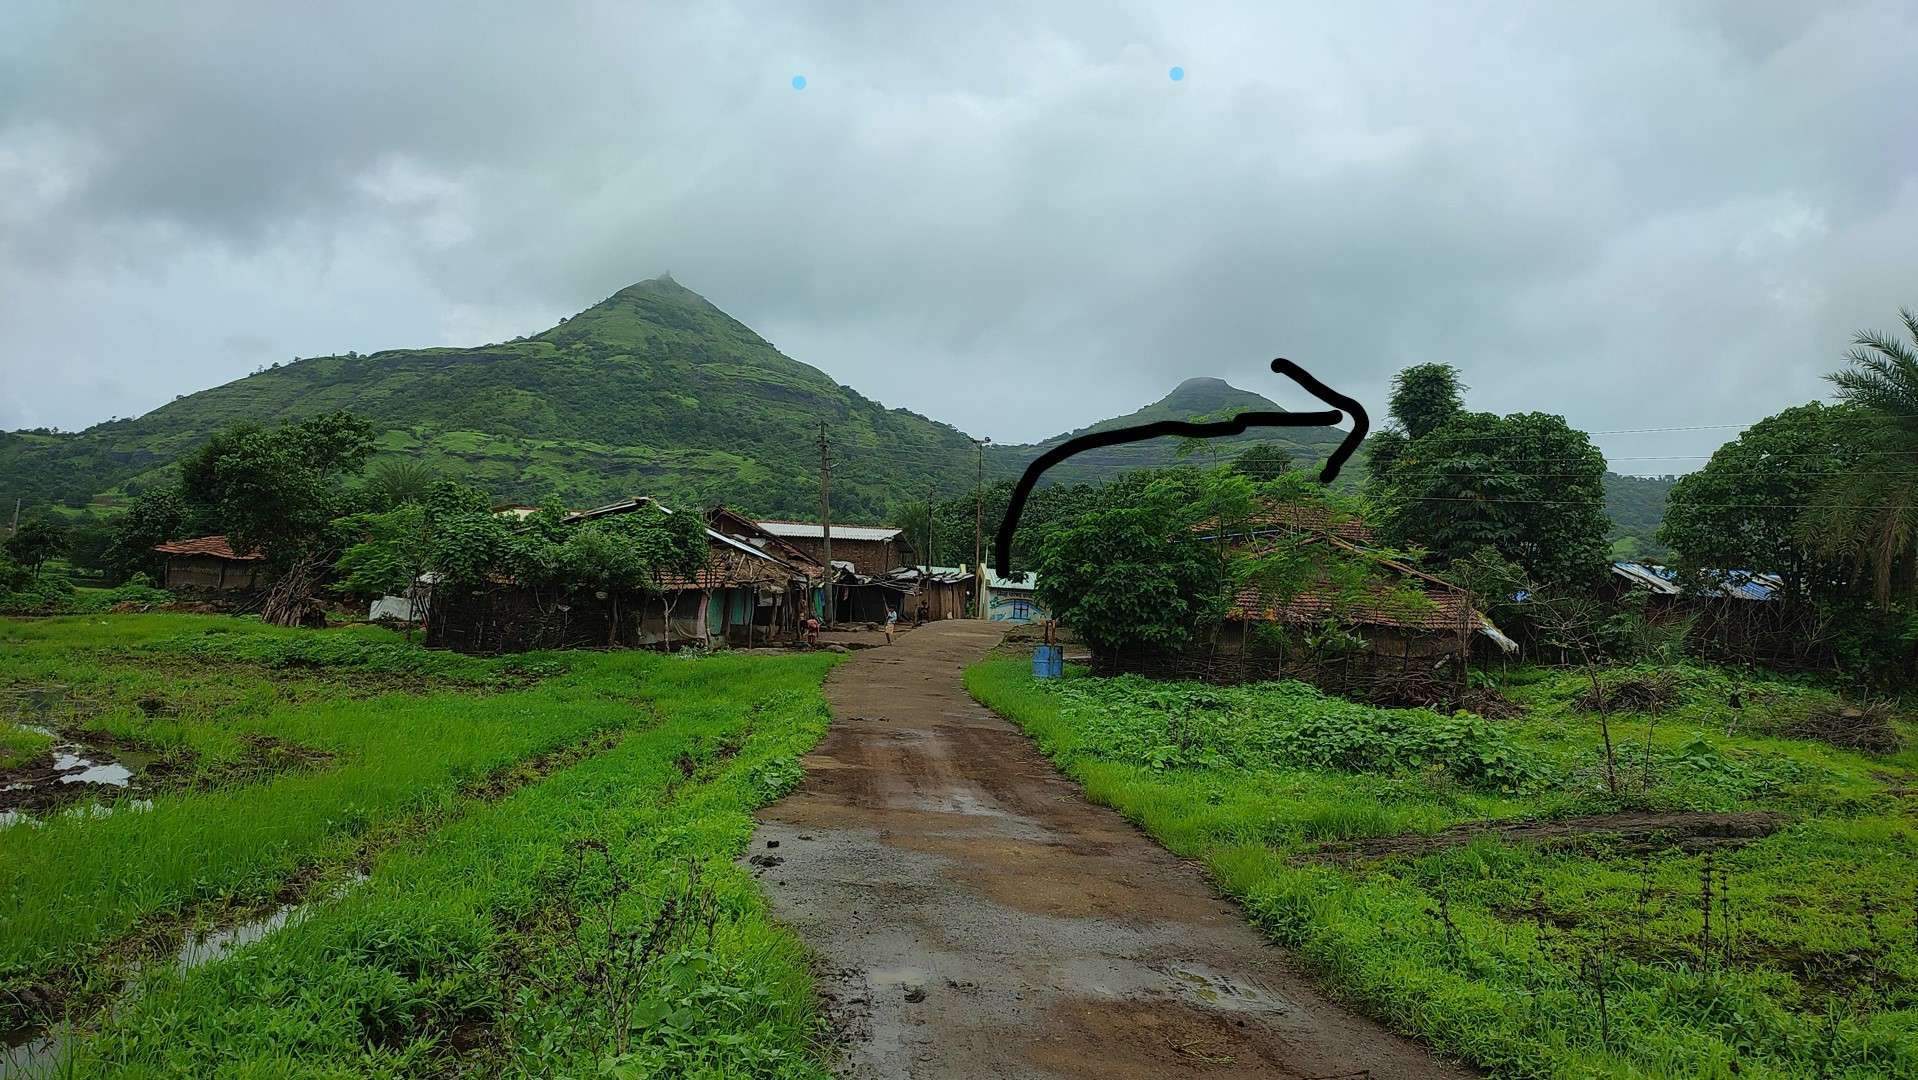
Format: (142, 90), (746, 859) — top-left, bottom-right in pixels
(1047, 675), (1551, 792)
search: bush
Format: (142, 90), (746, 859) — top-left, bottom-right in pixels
(1047, 675), (1551, 792)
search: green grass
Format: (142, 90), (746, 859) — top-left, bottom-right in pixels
(0, 720), (55, 770)
(968, 660), (1918, 1079)
(1, 614), (841, 1076)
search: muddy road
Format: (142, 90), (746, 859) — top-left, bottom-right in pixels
(749, 620), (1472, 1079)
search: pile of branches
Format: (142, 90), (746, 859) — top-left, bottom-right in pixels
(261, 555), (328, 628)
(1576, 671), (1678, 714)
(1790, 701), (1906, 755)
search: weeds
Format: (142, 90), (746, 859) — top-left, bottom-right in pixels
(969, 657), (1918, 1079)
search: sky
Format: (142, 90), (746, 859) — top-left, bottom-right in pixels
(1, 1), (1913, 475)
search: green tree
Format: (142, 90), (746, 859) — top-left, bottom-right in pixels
(178, 411), (377, 565)
(1369, 367), (1609, 590)
(1231, 442), (1294, 480)
(4, 518), (65, 575)
(1031, 479), (1224, 655)
(1819, 307), (1918, 604)
(333, 505), (429, 598)
(1388, 363), (1466, 440)
(104, 488), (197, 583)
(1661, 402), (1856, 603)
(361, 459), (439, 510)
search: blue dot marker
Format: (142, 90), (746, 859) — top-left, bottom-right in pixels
(1169, 66), (1184, 82)
(791, 74), (807, 90)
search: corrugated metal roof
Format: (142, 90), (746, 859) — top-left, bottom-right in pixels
(757, 520), (903, 542)
(986, 571), (1038, 592)
(1611, 561), (1683, 596)
(1611, 561), (1780, 601)
(152, 535), (263, 560)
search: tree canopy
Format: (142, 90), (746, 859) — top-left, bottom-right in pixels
(1368, 369), (1609, 591)
(178, 411), (376, 565)
(1660, 402), (1856, 602)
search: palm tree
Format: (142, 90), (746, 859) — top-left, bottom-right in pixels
(363, 459), (439, 510)
(1820, 308), (1918, 604)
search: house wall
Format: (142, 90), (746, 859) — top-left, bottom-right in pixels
(774, 535), (898, 575)
(428, 585), (708, 654)
(987, 588), (1049, 624)
(163, 555), (262, 592)
(912, 580), (970, 621)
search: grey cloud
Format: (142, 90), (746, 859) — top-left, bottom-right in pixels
(1, 0), (1913, 474)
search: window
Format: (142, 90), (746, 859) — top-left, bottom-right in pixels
(1011, 599), (1033, 619)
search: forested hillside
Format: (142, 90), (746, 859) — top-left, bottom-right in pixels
(1602, 472), (1677, 559)
(0, 277), (981, 521)
(987, 376), (1349, 486)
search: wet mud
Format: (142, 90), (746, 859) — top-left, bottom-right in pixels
(749, 621), (1472, 1078)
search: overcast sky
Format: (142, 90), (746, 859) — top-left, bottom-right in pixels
(2, 1), (1913, 473)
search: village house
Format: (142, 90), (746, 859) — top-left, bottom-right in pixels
(753, 520), (909, 576)
(882, 565), (976, 621)
(983, 570), (1049, 623)
(151, 535), (266, 593)
(1099, 502), (1517, 694)
(426, 498), (822, 653)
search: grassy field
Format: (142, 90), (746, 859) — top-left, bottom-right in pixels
(1, 614), (839, 1076)
(968, 659), (1918, 1079)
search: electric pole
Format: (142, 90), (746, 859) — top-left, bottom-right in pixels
(925, 482), (935, 616)
(818, 422), (835, 626)
(972, 437), (990, 618)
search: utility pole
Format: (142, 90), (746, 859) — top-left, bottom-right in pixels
(818, 422), (835, 626)
(972, 437), (990, 618)
(925, 482), (935, 617)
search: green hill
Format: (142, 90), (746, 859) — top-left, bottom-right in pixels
(987, 376), (1352, 485)
(0, 276), (981, 521)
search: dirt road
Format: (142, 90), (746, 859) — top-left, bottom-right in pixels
(749, 621), (1473, 1079)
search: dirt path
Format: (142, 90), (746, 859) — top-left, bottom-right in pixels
(749, 621), (1473, 1079)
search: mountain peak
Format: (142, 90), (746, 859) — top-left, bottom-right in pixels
(1152, 376), (1280, 414)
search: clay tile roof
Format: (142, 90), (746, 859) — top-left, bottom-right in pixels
(1229, 581), (1481, 631)
(1196, 504), (1374, 543)
(150, 537), (264, 563)
(151, 535), (264, 560)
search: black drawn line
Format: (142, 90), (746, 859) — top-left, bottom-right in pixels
(991, 358), (1369, 577)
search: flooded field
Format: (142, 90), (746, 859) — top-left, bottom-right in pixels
(0, 613), (837, 1076)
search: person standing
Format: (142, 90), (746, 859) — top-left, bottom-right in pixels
(883, 606), (897, 645)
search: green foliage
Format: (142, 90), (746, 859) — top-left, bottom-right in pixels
(1661, 402), (1857, 601)
(1030, 478), (1223, 654)
(1370, 383), (1610, 590)
(553, 510), (708, 596)
(1387, 363), (1465, 440)
(1046, 675), (1550, 792)
(66, 580), (174, 613)
(0, 614), (839, 1075)
(1818, 307), (1918, 604)
(177, 411), (376, 563)
(1603, 472), (1675, 559)
(0, 277), (987, 523)
(333, 504), (428, 598)
(4, 518), (65, 573)
(971, 657), (1918, 1079)
(0, 549), (76, 613)
(103, 488), (197, 583)
(1231, 441), (1295, 480)
(359, 458), (439, 510)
